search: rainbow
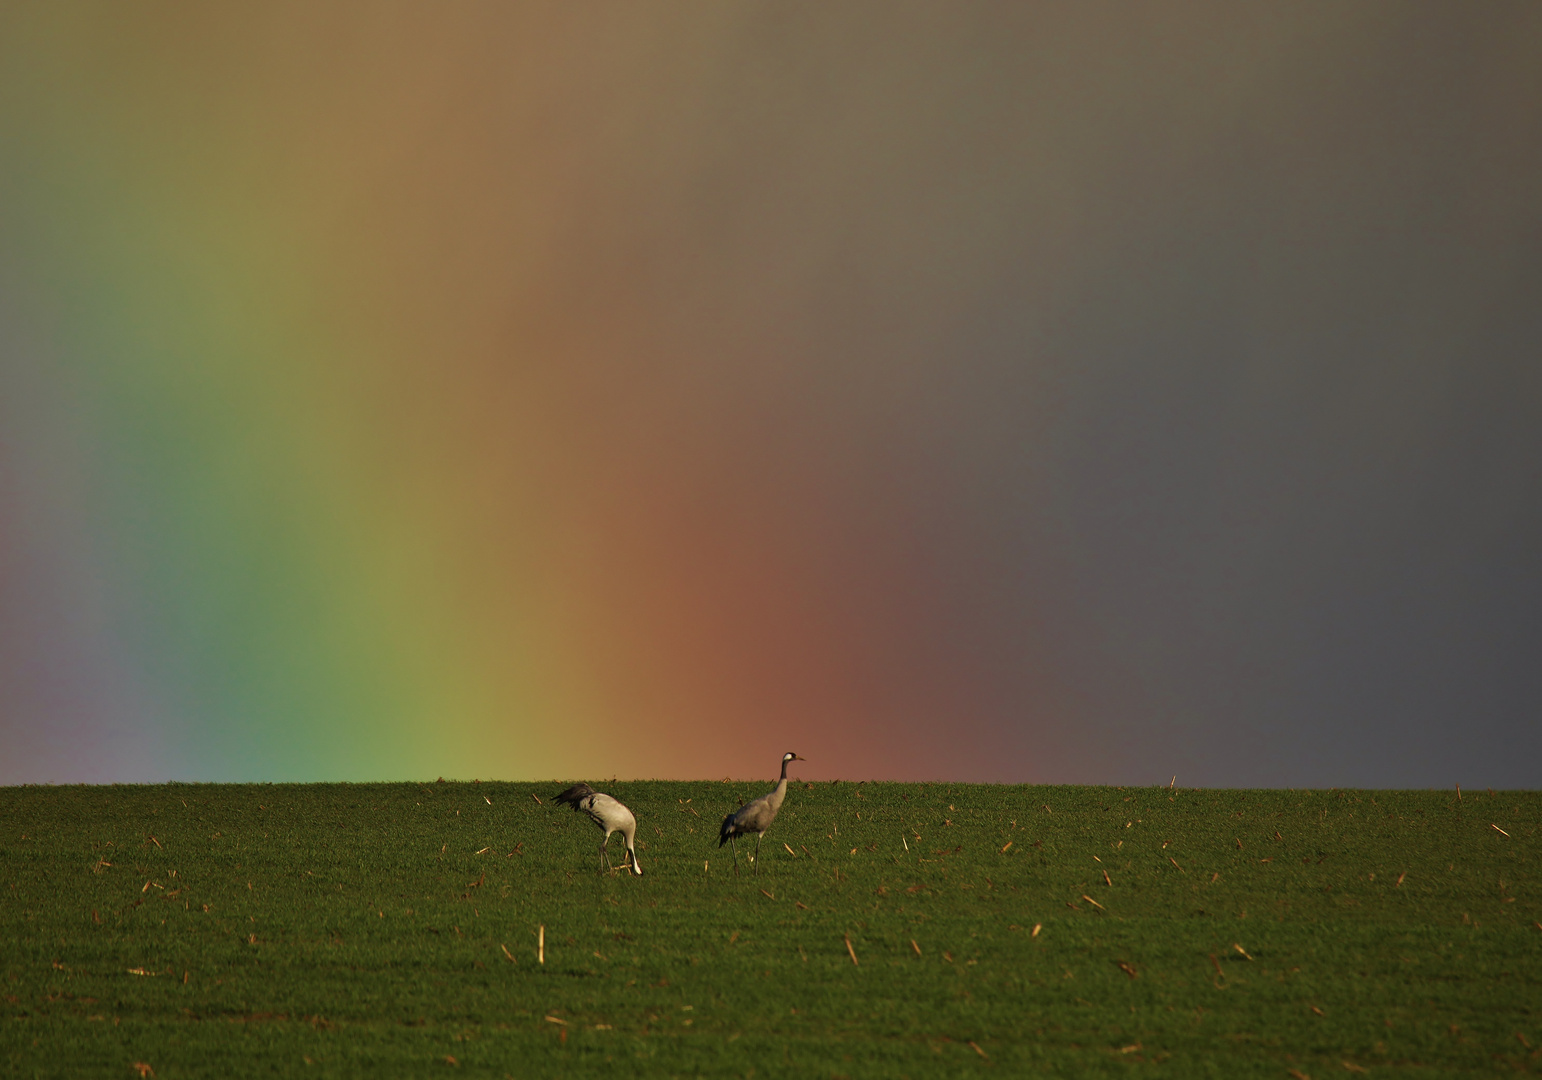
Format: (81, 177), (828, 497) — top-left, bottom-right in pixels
(1, 6), (1533, 788)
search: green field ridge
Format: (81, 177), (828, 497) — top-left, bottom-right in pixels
(3, 781), (1538, 1077)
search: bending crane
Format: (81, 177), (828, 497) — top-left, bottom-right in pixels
(554, 783), (643, 875)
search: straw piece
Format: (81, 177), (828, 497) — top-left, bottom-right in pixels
(1102, 870), (1112, 886)
(1081, 894), (1105, 911)
(1031, 923), (1041, 937)
(844, 935), (859, 966)
(538, 925), (545, 964)
(1491, 824), (1510, 837)
(1232, 943), (1253, 961)
(911, 939), (922, 956)
(969, 1041), (988, 1058)
(500, 944), (516, 964)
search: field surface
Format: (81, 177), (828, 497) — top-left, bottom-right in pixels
(2, 780), (1538, 1078)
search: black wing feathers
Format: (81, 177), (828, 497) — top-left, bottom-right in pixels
(555, 782), (596, 808)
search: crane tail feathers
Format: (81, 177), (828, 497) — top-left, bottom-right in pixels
(554, 782), (596, 807)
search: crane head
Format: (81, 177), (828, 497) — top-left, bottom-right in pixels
(783, 752), (805, 763)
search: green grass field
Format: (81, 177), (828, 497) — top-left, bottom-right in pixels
(3, 780), (1538, 1077)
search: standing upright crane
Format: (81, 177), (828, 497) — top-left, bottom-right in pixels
(719, 752), (805, 875)
(554, 783), (643, 876)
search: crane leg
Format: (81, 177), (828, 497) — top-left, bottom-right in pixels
(730, 834), (740, 876)
(754, 833), (762, 875)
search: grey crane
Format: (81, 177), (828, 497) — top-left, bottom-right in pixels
(554, 783), (643, 875)
(719, 752), (805, 875)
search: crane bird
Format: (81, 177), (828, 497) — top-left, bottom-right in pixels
(554, 783), (643, 876)
(719, 752), (805, 875)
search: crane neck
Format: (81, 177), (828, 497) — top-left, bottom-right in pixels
(764, 774), (789, 815)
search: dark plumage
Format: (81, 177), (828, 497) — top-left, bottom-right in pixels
(555, 783), (643, 875)
(719, 752), (804, 875)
